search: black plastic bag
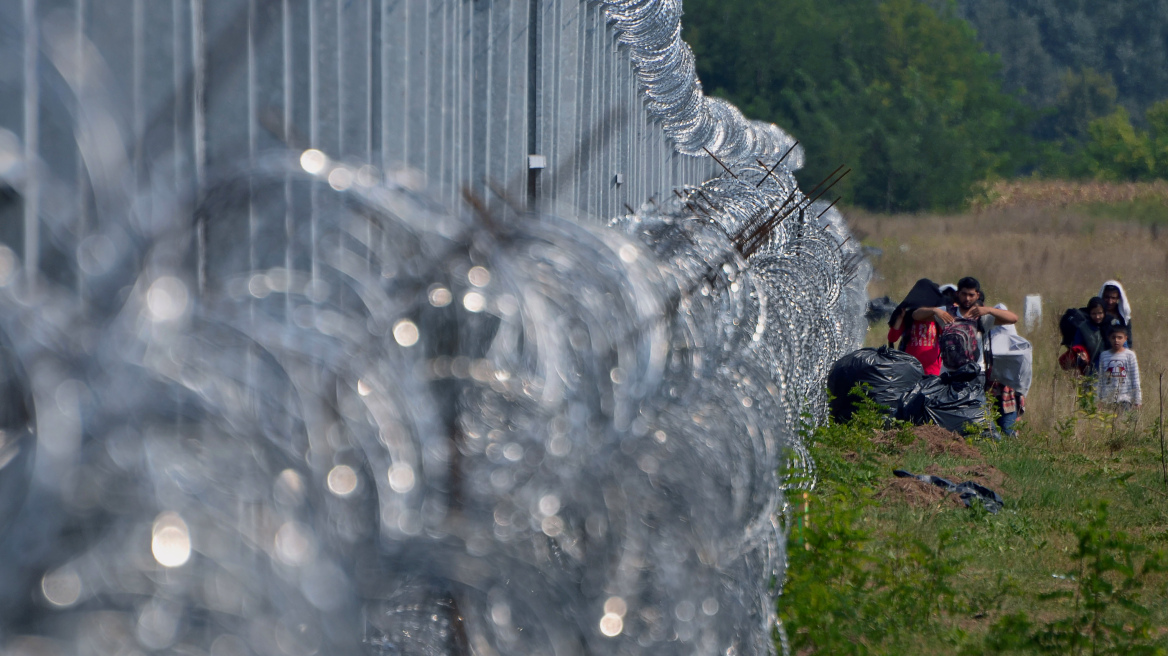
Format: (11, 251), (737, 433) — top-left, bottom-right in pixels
(895, 365), (987, 434)
(828, 346), (925, 421)
(865, 295), (897, 323)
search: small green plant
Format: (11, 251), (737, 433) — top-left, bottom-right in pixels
(1077, 376), (1101, 417)
(807, 384), (913, 488)
(968, 394), (1004, 440)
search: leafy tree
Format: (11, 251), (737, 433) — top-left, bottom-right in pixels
(943, 0), (1168, 121)
(685, 0), (1020, 212)
(1041, 69), (1119, 143)
(1085, 107), (1154, 181)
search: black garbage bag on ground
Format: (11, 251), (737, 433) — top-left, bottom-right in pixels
(893, 470), (1003, 513)
(828, 346), (925, 421)
(895, 364), (987, 434)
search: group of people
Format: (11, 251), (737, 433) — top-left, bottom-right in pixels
(886, 277), (1021, 434)
(1059, 280), (1141, 411)
(883, 276), (1144, 437)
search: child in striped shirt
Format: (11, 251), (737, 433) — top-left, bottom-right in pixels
(1097, 326), (1141, 411)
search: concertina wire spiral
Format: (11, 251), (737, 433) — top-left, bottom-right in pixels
(0, 1), (869, 654)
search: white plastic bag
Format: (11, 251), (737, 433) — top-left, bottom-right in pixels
(989, 325), (1033, 396)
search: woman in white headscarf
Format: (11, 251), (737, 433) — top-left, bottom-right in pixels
(1098, 280), (1132, 346)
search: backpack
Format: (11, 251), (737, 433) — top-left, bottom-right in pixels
(939, 320), (979, 370)
(1059, 308), (1088, 347)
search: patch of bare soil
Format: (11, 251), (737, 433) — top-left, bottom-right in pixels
(874, 427), (1004, 508)
(874, 477), (964, 509)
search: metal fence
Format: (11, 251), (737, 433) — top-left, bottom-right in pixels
(0, 0), (722, 290)
(0, 4), (872, 653)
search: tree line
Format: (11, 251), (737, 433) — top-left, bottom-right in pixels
(683, 0), (1168, 211)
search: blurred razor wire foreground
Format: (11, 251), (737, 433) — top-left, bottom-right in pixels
(0, 1), (868, 654)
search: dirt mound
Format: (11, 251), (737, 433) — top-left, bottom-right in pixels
(872, 425), (982, 459)
(874, 477), (964, 509)
(925, 464), (1008, 491)
(911, 425), (982, 459)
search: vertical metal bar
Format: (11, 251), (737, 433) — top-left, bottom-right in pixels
(283, 0), (293, 317)
(248, 0), (256, 274)
(336, 0), (343, 156)
(425, 0), (434, 178)
(309, 0), (318, 284)
(525, 0), (539, 205)
(22, 0), (39, 289)
(192, 0), (207, 293)
(77, 0), (90, 295)
(439, 1), (451, 194)
(379, 0), (389, 168)
(132, 0), (143, 191)
(367, 0), (376, 163)
(401, 0), (412, 169)
(456, 0), (470, 208)
(171, 0), (182, 199)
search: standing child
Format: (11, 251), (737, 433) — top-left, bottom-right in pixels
(1096, 326), (1141, 412)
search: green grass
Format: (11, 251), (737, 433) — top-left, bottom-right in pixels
(779, 391), (1168, 654)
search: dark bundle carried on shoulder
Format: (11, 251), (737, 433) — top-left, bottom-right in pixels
(888, 278), (946, 347)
